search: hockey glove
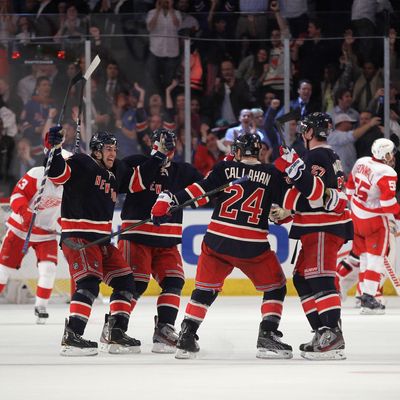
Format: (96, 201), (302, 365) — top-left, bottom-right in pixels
(324, 188), (348, 214)
(274, 146), (305, 181)
(151, 191), (175, 226)
(44, 125), (63, 150)
(19, 207), (33, 230)
(151, 132), (176, 161)
(223, 153), (235, 162)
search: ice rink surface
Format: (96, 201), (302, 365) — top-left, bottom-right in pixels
(1, 296), (399, 400)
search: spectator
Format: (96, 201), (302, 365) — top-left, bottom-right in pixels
(33, 0), (59, 38)
(331, 87), (360, 125)
(193, 123), (225, 175)
(354, 110), (384, 158)
(100, 61), (129, 106)
(236, 47), (269, 100)
(0, 77), (23, 122)
(211, 59), (253, 125)
(10, 137), (37, 181)
(352, 60), (383, 113)
(234, 0), (269, 58)
(0, 98), (17, 138)
(320, 64), (341, 113)
(88, 25), (114, 80)
(17, 63), (48, 105)
(148, 93), (165, 117)
(327, 113), (381, 176)
(261, 90), (277, 112)
(146, 0), (182, 94)
(0, 116), (14, 196)
(279, 0), (308, 38)
(176, 0), (200, 36)
(292, 19), (338, 102)
(259, 141), (273, 164)
(224, 108), (264, 147)
(259, 1), (291, 102)
(276, 79), (318, 119)
(15, 15), (37, 49)
(0, 0), (16, 48)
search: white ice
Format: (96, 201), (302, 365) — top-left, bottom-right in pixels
(1, 296), (400, 400)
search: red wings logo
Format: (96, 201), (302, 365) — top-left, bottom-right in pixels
(38, 197), (62, 210)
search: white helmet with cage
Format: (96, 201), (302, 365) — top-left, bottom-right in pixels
(371, 138), (395, 164)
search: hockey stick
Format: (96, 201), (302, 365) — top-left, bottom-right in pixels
(63, 175), (250, 251)
(383, 257), (400, 296)
(274, 108), (302, 148)
(75, 55), (101, 153)
(22, 71), (84, 254)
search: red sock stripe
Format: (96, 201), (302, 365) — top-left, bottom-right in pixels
(364, 270), (381, 284)
(36, 286), (52, 300)
(315, 293), (341, 314)
(110, 300), (131, 315)
(185, 301), (209, 322)
(131, 298), (137, 312)
(157, 293), (180, 310)
(70, 301), (92, 319)
(301, 296), (317, 315)
(261, 300), (283, 318)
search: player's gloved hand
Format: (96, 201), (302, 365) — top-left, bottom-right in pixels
(151, 191), (175, 226)
(274, 146), (305, 180)
(151, 131), (176, 159)
(324, 188), (348, 213)
(44, 125), (63, 150)
(268, 205), (292, 224)
(19, 207), (33, 230)
(223, 153), (235, 162)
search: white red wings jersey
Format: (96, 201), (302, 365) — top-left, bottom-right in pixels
(7, 166), (63, 242)
(346, 156), (400, 219)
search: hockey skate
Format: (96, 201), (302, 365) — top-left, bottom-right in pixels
(299, 330), (320, 354)
(99, 314), (141, 354)
(60, 319), (98, 356)
(256, 326), (293, 359)
(34, 306), (49, 325)
(301, 326), (346, 361)
(175, 320), (200, 359)
(358, 293), (386, 315)
(152, 316), (179, 354)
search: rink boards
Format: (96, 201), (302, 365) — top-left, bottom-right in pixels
(11, 209), (400, 296)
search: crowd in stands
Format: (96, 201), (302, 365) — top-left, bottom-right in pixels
(0, 0), (400, 199)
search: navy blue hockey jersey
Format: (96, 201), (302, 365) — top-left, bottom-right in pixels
(282, 144), (353, 240)
(119, 155), (203, 247)
(173, 160), (290, 258)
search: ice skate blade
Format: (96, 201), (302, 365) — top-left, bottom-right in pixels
(256, 348), (293, 359)
(152, 342), (176, 354)
(301, 349), (346, 360)
(60, 345), (98, 357)
(99, 342), (141, 354)
(360, 307), (385, 315)
(36, 317), (47, 325)
(175, 349), (197, 359)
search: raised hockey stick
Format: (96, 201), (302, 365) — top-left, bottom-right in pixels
(274, 108), (302, 148)
(63, 175), (250, 251)
(383, 257), (400, 295)
(75, 55), (101, 153)
(22, 71), (85, 254)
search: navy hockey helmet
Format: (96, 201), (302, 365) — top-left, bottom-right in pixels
(232, 133), (262, 157)
(89, 131), (118, 152)
(151, 128), (176, 144)
(297, 112), (332, 139)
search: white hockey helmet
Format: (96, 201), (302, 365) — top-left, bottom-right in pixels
(371, 138), (395, 163)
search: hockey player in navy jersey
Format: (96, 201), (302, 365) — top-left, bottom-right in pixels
(151, 133), (293, 360)
(273, 112), (353, 360)
(46, 126), (172, 356)
(118, 128), (203, 353)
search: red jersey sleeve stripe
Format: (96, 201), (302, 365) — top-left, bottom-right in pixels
(185, 183), (209, 207)
(283, 187), (300, 210)
(50, 164), (71, 185)
(307, 176), (324, 201)
(129, 166), (146, 193)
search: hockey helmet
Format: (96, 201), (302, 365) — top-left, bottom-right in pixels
(371, 138), (395, 162)
(89, 131), (118, 152)
(232, 133), (262, 157)
(297, 112), (332, 139)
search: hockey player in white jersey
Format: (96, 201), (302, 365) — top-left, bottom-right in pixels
(338, 138), (399, 314)
(0, 151), (69, 323)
